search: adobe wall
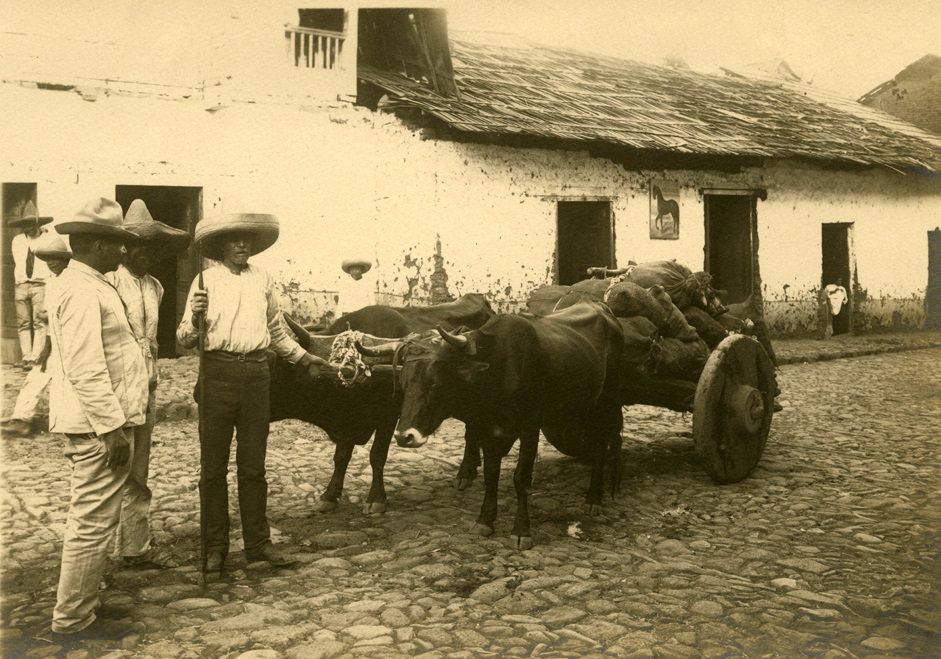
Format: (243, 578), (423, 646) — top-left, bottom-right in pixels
(2, 84), (939, 343)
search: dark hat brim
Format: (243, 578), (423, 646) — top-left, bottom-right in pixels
(55, 221), (139, 241)
(8, 216), (54, 228)
(342, 260), (372, 274)
(124, 221), (191, 250)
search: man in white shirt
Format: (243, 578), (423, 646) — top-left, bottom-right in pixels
(335, 257), (375, 317)
(48, 198), (148, 641)
(1, 233), (71, 437)
(177, 213), (325, 574)
(105, 199), (189, 570)
(9, 201), (53, 369)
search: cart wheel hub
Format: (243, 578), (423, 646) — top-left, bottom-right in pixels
(728, 385), (764, 434)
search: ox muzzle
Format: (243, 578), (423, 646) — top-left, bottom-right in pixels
(394, 428), (429, 448)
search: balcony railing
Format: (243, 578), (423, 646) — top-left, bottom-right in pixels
(285, 25), (345, 70)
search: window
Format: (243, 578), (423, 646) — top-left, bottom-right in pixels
(285, 8), (346, 70)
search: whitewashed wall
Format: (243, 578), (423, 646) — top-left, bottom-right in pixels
(2, 84), (939, 338)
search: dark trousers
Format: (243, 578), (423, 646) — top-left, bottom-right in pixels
(198, 356), (271, 555)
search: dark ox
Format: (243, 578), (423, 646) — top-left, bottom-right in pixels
(268, 294), (494, 514)
(359, 300), (624, 549)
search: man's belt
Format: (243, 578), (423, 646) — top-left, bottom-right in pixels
(204, 349), (268, 362)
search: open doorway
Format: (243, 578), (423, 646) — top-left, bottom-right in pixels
(928, 228), (941, 329)
(556, 201), (614, 285)
(704, 194), (758, 306)
(2, 183), (39, 364)
(821, 222), (854, 336)
(114, 185), (201, 357)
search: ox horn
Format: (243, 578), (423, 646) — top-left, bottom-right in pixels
(283, 313), (313, 350)
(355, 339), (402, 360)
(437, 325), (471, 353)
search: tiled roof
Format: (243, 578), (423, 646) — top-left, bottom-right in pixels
(359, 35), (941, 172)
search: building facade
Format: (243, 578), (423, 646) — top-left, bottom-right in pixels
(2, 3), (940, 362)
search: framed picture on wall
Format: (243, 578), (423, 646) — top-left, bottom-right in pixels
(650, 181), (680, 240)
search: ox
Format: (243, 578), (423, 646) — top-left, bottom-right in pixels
(358, 300), (624, 549)
(268, 294), (494, 514)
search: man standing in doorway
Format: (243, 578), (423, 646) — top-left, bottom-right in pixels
(105, 199), (190, 569)
(10, 201), (52, 369)
(48, 197), (148, 640)
(177, 212), (325, 573)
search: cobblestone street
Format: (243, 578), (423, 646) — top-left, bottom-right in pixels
(1, 347), (939, 658)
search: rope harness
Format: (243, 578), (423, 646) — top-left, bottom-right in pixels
(328, 330), (373, 387)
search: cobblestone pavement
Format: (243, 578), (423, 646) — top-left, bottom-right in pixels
(1, 348), (939, 657)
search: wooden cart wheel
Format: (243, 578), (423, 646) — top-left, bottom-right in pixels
(693, 334), (776, 483)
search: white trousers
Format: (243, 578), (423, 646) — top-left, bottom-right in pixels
(111, 393), (156, 558)
(52, 429), (133, 634)
(11, 365), (50, 422)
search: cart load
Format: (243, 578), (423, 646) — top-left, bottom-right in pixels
(527, 260), (779, 484)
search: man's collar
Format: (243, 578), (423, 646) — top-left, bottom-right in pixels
(68, 260), (110, 283)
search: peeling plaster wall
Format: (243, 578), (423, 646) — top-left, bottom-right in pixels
(3, 83), (940, 336)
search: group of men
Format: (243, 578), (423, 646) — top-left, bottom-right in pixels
(3, 198), (332, 641)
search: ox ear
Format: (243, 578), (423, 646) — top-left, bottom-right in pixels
(454, 359), (488, 382)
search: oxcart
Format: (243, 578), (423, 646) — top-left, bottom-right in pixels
(530, 264), (778, 485)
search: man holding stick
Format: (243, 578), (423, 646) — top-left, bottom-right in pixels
(177, 212), (325, 573)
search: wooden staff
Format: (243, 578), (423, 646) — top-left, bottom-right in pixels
(196, 245), (208, 586)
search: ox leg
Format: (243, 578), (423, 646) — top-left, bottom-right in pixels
(316, 439), (355, 513)
(455, 426), (482, 490)
(365, 418), (395, 515)
(475, 436), (512, 536)
(602, 404), (624, 496)
(510, 427), (539, 550)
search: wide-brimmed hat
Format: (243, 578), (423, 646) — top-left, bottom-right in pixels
(194, 213), (279, 261)
(123, 199), (190, 250)
(6, 200), (53, 228)
(33, 233), (72, 261)
(342, 258), (372, 275)
(55, 197), (138, 241)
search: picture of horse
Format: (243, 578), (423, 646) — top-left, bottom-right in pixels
(650, 182), (680, 239)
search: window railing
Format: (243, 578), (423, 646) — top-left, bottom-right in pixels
(285, 25), (345, 70)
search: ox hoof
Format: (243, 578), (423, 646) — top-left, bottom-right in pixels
(364, 501), (387, 515)
(587, 503), (604, 516)
(474, 523), (494, 537)
(454, 475), (476, 491)
(510, 534), (534, 550)
(314, 499), (339, 513)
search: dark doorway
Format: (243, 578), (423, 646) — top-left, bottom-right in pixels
(704, 194), (756, 305)
(928, 228), (941, 329)
(556, 201), (614, 285)
(821, 222), (854, 335)
(2, 183), (38, 364)
(114, 186), (201, 357)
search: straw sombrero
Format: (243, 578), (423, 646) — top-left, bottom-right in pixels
(33, 234), (72, 261)
(7, 200), (53, 228)
(56, 197), (138, 241)
(341, 258), (372, 275)
(194, 213), (279, 261)
(123, 199), (190, 250)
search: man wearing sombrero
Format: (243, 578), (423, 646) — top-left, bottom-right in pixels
(105, 199), (189, 571)
(1, 233), (71, 437)
(177, 212), (323, 572)
(9, 200), (53, 369)
(335, 257), (375, 316)
(49, 198), (149, 640)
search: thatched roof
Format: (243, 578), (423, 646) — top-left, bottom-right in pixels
(359, 35), (941, 172)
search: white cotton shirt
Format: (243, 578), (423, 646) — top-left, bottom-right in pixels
(176, 263), (307, 363)
(11, 231), (51, 283)
(106, 264), (164, 386)
(336, 273), (376, 316)
(48, 261), (149, 435)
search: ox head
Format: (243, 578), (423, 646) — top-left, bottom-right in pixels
(357, 326), (488, 448)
